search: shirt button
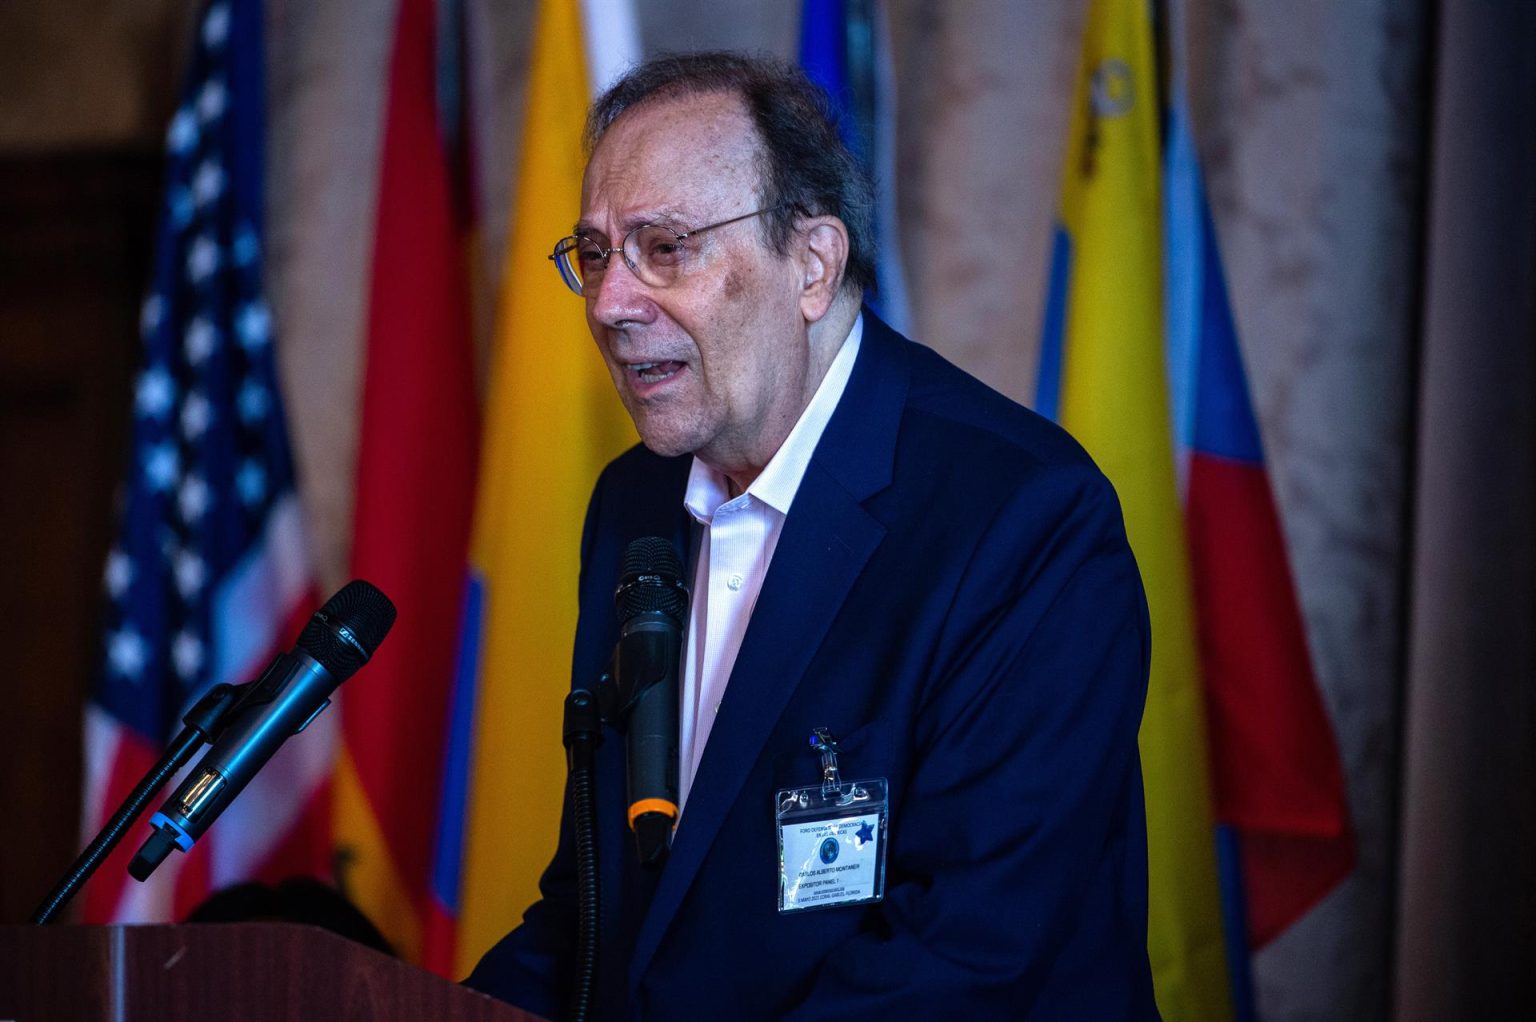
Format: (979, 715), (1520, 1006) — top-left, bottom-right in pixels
(727, 573), (744, 591)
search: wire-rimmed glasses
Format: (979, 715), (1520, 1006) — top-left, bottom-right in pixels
(549, 206), (779, 296)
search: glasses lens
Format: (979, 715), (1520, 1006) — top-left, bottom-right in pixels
(625, 225), (692, 288)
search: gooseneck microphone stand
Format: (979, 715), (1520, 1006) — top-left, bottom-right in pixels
(31, 683), (240, 924)
(563, 685), (605, 1022)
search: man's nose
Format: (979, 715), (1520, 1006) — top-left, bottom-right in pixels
(588, 256), (657, 328)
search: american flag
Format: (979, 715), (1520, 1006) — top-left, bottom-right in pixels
(81, 0), (323, 923)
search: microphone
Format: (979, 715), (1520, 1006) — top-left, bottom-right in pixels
(128, 580), (397, 881)
(613, 537), (688, 869)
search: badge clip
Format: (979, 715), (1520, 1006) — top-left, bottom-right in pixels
(809, 727), (842, 797)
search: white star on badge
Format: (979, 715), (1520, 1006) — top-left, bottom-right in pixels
(202, 3), (231, 48)
(236, 461), (267, 505)
(198, 78), (227, 123)
(178, 474), (211, 522)
(135, 366), (175, 420)
(104, 548), (133, 598)
(181, 391), (212, 439)
(167, 108), (198, 154)
(185, 317), (217, 364)
(173, 547), (206, 597)
(141, 295), (164, 336)
(172, 630), (204, 679)
(187, 235), (220, 282)
(192, 160), (225, 207)
(237, 302), (270, 349)
(239, 380), (269, 422)
(144, 442), (180, 492)
(108, 628), (148, 680)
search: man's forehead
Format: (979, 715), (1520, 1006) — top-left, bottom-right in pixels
(596, 88), (755, 151)
(578, 91), (761, 230)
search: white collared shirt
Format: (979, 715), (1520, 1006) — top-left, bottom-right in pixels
(678, 315), (863, 811)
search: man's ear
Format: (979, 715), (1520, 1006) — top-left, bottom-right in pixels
(796, 216), (850, 323)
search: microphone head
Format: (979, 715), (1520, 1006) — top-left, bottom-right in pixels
(300, 580), (397, 682)
(616, 537), (687, 625)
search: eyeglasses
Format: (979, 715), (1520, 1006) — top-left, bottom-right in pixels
(549, 206), (779, 297)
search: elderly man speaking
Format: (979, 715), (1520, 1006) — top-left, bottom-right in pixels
(466, 52), (1158, 1021)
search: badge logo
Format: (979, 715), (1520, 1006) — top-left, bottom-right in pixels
(819, 837), (839, 864)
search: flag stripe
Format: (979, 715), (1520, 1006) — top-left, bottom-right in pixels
(431, 572), (486, 911)
(1214, 827), (1257, 1022)
(1035, 225), (1072, 422)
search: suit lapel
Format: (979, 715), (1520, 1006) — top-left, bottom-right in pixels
(628, 313), (910, 990)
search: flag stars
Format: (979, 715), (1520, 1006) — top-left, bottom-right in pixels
(180, 390), (212, 440)
(135, 366), (176, 420)
(172, 630), (204, 680)
(167, 107), (198, 154)
(187, 235), (220, 282)
(236, 461), (267, 506)
(108, 628), (148, 680)
(144, 442), (180, 492)
(197, 78), (227, 123)
(239, 380), (270, 422)
(237, 302), (271, 349)
(178, 473), (211, 522)
(104, 548), (133, 599)
(185, 317), (218, 364)
(173, 548), (207, 598)
(202, 3), (231, 48)
(192, 160), (225, 207)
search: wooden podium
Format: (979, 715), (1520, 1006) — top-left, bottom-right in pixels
(0, 923), (541, 1021)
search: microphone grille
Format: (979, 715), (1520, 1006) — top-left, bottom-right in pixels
(616, 537), (686, 625)
(299, 579), (398, 682)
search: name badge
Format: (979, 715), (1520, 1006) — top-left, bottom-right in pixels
(775, 728), (889, 913)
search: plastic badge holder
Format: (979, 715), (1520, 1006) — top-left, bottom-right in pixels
(776, 728), (889, 913)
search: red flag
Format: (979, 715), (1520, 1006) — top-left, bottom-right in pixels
(334, 0), (479, 964)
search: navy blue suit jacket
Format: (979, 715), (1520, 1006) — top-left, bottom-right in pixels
(467, 314), (1158, 1019)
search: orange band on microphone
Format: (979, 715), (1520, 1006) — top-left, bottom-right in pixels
(628, 798), (678, 829)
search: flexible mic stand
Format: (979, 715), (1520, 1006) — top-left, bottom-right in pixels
(562, 684), (605, 1022)
(31, 683), (241, 924)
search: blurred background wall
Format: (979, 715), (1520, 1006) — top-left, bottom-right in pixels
(1, 1), (1531, 1018)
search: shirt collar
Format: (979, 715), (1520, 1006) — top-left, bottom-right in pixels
(683, 313), (864, 523)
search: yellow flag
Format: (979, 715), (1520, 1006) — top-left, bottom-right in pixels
(1047, 1), (1233, 1017)
(451, 0), (637, 977)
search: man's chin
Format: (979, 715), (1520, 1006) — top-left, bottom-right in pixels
(633, 421), (702, 460)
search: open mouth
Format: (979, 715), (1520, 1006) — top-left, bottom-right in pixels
(627, 360), (686, 384)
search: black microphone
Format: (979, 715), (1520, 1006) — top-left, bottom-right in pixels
(128, 580), (397, 881)
(613, 537), (688, 869)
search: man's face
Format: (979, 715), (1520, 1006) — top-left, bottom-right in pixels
(578, 91), (812, 476)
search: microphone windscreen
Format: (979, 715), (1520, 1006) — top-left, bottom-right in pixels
(616, 538), (686, 625)
(299, 580), (397, 681)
